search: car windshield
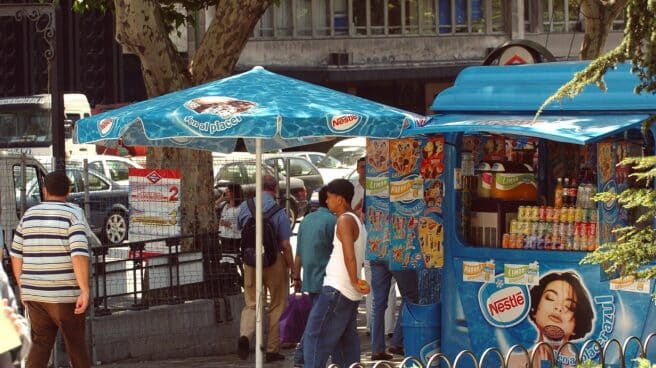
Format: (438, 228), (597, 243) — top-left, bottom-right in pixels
(317, 146), (365, 169)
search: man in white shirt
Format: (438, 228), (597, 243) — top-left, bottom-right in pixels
(302, 179), (369, 368)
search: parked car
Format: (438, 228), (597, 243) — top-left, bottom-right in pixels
(23, 167), (130, 245)
(213, 160), (308, 224)
(309, 167), (358, 212)
(263, 154), (324, 201)
(316, 137), (366, 183)
(283, 151), (326, 167)
(68, 155), (143, 187)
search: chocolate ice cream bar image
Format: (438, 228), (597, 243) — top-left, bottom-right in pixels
(185, 96), (256, 118)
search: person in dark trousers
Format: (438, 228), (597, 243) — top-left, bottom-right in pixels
(303, 179), (369, 368)
(10, 171), (91, 368)
(236, 175), (293, 363)
(292, 186), (336, 366)
(1, 266), (31, 368)
(369, 261), (418, 360)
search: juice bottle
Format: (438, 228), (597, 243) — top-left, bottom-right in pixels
(562, 178), (570, 206)
(554, 177), (563, 208)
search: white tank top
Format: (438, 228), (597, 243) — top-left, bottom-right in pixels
(323, 212), (366, 301)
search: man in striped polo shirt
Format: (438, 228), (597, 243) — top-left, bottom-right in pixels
(10, 170), (91, 368)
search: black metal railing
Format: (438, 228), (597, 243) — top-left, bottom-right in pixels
(91, 232), (242, 315)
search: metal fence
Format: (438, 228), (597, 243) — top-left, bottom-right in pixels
(330, 333), (656, 368)
(90, 232), (242, 316)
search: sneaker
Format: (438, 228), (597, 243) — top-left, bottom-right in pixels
(371, 352), (393, 361)
(237, 336), (249, 360)
(388, 346), (404, 355)
(265, 352), (285, 363)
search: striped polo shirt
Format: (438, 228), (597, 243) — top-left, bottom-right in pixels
(10, 201), (89, 303)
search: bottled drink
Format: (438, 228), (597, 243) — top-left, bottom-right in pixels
(569, 178), (578, 206)
(554, 177), (564, 208)
(576, 182), (586, 208)
(562, 178), (570, 206)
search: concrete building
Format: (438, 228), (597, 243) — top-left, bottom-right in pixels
(186, 0), (626, 114)
(1, 0), (626, 112)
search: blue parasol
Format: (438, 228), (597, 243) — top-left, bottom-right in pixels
(74, 66), (424, 152)
(74, 66), (426, 367)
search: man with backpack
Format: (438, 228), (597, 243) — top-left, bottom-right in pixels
(236, 175), (293, 363)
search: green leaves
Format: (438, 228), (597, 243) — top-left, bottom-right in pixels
(582, 155), (656, 298)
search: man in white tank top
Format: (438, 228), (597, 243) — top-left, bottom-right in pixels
(303, 179), (368, 368)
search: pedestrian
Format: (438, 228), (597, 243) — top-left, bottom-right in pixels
(354, 156), (397, 338)
(1, 265), (31, 368)
(216, 183), (244, 253)
(236, 175), (293, 363)
(369, 261), (418, 360)
(303, 179), (368, 368)
(291, 186), (336, 366)
(10, 170), (91, 368)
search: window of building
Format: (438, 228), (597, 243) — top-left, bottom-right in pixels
(253, 0), (505, 39)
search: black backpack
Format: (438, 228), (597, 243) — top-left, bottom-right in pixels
(240, 198), (283, 267)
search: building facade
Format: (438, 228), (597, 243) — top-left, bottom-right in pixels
(1, 0), (625, 113)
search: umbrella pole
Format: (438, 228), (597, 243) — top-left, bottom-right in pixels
(255, 138), (263, 368)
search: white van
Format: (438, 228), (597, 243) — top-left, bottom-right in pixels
(316, 137), (366, 183)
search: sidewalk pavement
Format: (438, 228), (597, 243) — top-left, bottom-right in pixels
(94, 301), (405, 368)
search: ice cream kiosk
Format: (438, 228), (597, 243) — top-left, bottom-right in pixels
(367, 62), (656, 367)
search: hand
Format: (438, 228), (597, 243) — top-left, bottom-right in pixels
(74, 290), (89, 314)
(353, 279), (370, 295)
(292, 278), (302, 293)
(2, 299), (21, 335)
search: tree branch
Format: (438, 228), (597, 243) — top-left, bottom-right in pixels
(113, 0), (191, 96)
(190, 0), (273, 84)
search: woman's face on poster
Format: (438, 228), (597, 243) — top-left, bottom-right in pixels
(534, 280), (578, 341)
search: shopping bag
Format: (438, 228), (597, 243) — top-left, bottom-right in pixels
(279, 293), (312, 344)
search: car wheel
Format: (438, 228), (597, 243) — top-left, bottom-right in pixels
(282, 200), (298, 225)
(103, 210), (128, 245)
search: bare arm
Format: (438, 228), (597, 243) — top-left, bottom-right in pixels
(292, 254), (302, 292)
(281, 239), (294, 272)
(71, 255), (89, 314)
(335, 214), (360, 290)
(10, 257), (22, 288)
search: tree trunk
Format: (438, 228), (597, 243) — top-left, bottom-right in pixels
(112, 0), (271, 249)
(191, 0), (273, 84)
(579, 0), (628, 60)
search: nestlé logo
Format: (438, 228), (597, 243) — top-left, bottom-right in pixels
(330, 113), (361, 132)
(98, 118), (114, 136)
(478, 278), (529, 328)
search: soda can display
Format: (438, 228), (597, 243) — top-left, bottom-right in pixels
(551, 207), (560, 222)
(567, 207), (577, 223)
(502, 233), (511, 248)
(539, 206), (547, 221)
(510, 220), (519, 234)
(575, 207), (584, 222)
(560, 207), (569, 222)
(563, 235), (572, 251)
(531, 222), (540, 236)
(518, 206), (527, 221)
(531, 206), (539, 222)
(587, 222), (597, 238)
(574, 222), (584, 236)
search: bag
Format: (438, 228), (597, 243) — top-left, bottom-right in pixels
(240, 198), (283, 267)
(279, 293), (313, 344)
